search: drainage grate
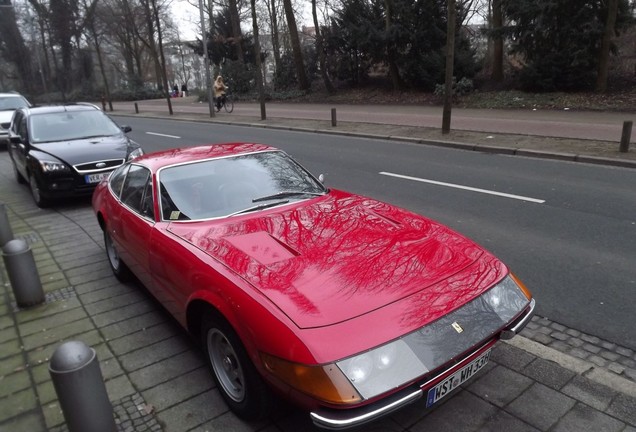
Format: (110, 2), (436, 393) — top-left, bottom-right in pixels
(48, 393), (162, 432)
(11, 286), (77, 312)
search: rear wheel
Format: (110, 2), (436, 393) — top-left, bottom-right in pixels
(224, 95), (234, 113)
(104, 230), (131, 282)
(28, 173), (49, 208)
(201, 315), (271, 420)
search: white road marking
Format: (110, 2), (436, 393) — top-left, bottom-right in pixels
(379, 171), (546, 204)
(146, 132), (181, 139)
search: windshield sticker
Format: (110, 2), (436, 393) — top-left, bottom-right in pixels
(170, 211), (181, 220)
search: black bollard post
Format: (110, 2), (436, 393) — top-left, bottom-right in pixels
(134, 102), (139, 114)
(331, 108), (337, 127)
(2, 239), (44, 307)
(0, 202), (14, 247)
(101, 96), (106, 111)
(49, 341), (117, 432)
(620, 121), (632, 153)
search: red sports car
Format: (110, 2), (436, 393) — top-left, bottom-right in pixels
(92, 143), (535, 429)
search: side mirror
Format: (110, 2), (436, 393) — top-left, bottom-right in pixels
(9, 135), (22, 145)
(121, 125), (132, 133)
(0, 122), (10, 130)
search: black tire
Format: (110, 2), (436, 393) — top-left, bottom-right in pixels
(28, 173), (49, 208)
(201, 315), (272, 420)
(13, 162), (25, 184)
(224, 96), (234, 113)
(104, 230), (132, 282)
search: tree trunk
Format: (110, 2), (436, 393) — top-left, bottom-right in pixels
(595, 0), (618, 92)
(312, 0), (334, 93)
(150, 0), (173, 114)
(228, 0), (244, 62)
(442, 0), (456, 134)
(282, 0), (310, 91)
(266, 0), (282, 80)
(384, 0), (402, 89)
(250, 0), (266, 119)
(491, 0), (503, 82)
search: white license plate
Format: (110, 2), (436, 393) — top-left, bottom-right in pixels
(85, 172), (110, 184)
(425, 349), (491, 407)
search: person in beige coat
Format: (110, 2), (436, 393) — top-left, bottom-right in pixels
(213, 76), (227, 111)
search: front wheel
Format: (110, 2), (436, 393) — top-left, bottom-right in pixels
(29, 173), (49, 208)
(201, 315), (271, 420)
(104, 230), (131, 282)
(224, 96), (234, 113)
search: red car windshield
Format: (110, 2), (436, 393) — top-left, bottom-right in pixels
(158, 151), (326, 221)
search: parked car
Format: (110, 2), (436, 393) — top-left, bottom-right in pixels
(8, 103), (143, 207)
(92, 143), (535, 429)
(0, 92), (31, 148)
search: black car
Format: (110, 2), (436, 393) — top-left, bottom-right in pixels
(8, 103), (143, 207)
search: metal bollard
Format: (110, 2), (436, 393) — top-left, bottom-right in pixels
(2, 239), (44, 307)
(49, 341), (117, 432)
(620, 120), (632, 153)
(134, 102), (139, 114)
(0, 202), (14, 247)
(331, 108), (337, 127)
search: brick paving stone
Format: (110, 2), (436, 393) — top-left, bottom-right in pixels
(506, 383), (576, 431)
(624, 368), (636, 381)
(0, 326), (17, 344)
(550, 323), (566, 332)
(101, 311), (167, 341)
(581, 334), (601, 344)
(582, 343), (602, 354)
(551, 402), (624, 432)
(68, 267), (115, 285)
(587, 355), (608, 367)
(118, 335), (192, 372)
(129, 350), (204, 391)
(108, 322), (179, 356)
(92, 301), (156, 327)
(84, 291), (147, 316)
(600, 351), (621, 362)
(491, 344), (535, 372)
(561, 375), (617, 411)
(0, 388), (39, 422)
(0, 354), (26, 377)
(476, 411), (540, 432)
(530, 332), (553, 345)
(467, 365), (533, 407)
(74, 277), (125, 294)
(0, 371), (31, 398)
(141, 367), (214, 411)
(156, 390), (228, 432)
(619, 357), (636, 368)
(550, 332), (568, 341)
(409, 390), (498, 432)
(21, 317), (94, 351)
(190, 411), (270, 432)
(607, 363), (626, 375)
(616, 347), (635, 357)
(521, 358), (577, 390)
(79, 284), (132, 305)
(607, 393), (636, 426)
(17, 303), (86, 336)
(568, 347), (590, 360)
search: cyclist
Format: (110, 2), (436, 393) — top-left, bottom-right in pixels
(213, 76), (227, 111)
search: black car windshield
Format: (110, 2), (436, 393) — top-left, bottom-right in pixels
(0, 96), (30, 111)
(158, 150), (326, 221)
(29, 110), (122, 143)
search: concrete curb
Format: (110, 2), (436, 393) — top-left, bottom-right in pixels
(505, 336), (636, 398)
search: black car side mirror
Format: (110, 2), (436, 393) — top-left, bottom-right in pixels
(9, 135), (22, 145)
(121, 125), (132, 133)
(0, 122), (10, 130)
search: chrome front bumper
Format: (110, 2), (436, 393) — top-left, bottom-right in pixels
(310, 298), (536, 430)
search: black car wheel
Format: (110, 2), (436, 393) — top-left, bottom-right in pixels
(28, 173), (48, 207)
(201, 315), (272, 420)
(13, 162), (25, 184)
(104, 230), (131, 282)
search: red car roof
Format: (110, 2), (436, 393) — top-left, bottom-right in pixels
(135, 143), (277, 171)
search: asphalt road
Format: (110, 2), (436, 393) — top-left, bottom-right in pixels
(116, 116), (636, 351)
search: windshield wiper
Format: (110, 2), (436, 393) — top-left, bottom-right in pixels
(228, 199), (290, 216)
(252, 190), (324, 203)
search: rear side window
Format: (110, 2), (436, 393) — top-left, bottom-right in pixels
(121, 165), (151, 214)
(109, 164), (129, 199)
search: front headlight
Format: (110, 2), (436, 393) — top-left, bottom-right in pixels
(39, 159), (69, 172)
(482, 275), (531, 322)
(127, 147), (144, 160)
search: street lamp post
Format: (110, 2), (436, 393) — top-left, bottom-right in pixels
(198, 0), (215, 117)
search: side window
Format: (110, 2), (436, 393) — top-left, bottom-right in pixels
(120, 165), (151, 215)
(140, 179), (154, 219)
(109, 164), (129, 199)
(18, 116), (28, 141)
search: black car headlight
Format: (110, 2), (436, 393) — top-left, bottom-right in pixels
(39, 159), (70, 172)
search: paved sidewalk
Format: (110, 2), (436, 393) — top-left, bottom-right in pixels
(1, 148), (635, 430)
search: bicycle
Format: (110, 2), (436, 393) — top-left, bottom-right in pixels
(215, 91), (234, 113)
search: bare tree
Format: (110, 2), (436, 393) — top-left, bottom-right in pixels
(312, 0), (333, 92)
(282, 0), (309, 90)
(596, 0), (619, 92)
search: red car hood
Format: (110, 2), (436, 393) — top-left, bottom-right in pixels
(168, 190), (490, 329)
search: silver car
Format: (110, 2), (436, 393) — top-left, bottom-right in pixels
(0, 93), (31, 147)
